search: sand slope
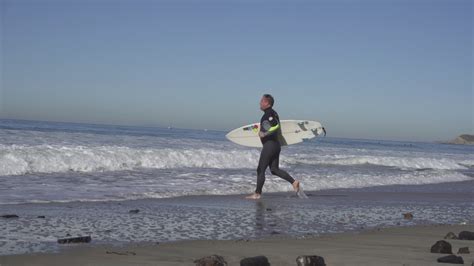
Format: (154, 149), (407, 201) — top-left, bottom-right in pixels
(1, 224), (473, 266)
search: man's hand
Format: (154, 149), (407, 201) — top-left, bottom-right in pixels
(258, 131), (267, 138)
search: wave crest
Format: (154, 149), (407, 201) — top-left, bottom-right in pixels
(0, 144), (259, 176)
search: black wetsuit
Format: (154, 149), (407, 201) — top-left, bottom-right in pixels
(255, 107), (295, 194)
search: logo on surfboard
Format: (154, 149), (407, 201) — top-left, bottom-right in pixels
(243, 124), (259, 133)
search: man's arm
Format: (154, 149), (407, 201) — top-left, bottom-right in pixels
(259, 117), (280, 138)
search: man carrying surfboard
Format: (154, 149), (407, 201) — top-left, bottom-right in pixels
(245, 94), (301, 199)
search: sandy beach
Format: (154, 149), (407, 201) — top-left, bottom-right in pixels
(1, 180), (473, 265)
(1, 224), (473, 265)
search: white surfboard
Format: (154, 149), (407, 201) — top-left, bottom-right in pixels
(226, 120), (325, 148)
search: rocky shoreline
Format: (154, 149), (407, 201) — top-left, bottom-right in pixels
(445, 134), (474, 145)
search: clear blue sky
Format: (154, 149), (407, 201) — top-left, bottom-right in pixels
(1, 0), (472, 141)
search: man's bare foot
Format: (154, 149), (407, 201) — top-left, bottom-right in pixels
(292, 180), (300, 192)
(245, 193), (261, 200)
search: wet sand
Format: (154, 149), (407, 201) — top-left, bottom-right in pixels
(1, 224), (473, 265)
(1, 181), (473, 265)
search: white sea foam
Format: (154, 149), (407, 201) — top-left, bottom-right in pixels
(306, 155), (466, 170)
(0, 144), (470, 176)
(0, 168), (471, 205)
(458, 159), (474, 167)
(1, 121), (473, 205)
(292, 171), (472, 192)
(284, 152), (469, 170)
(0, 144), (260, 176)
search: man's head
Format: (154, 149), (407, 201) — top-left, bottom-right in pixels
(260, 94), (274, 111)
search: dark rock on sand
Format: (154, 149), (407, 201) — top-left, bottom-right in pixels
(57, 236), (92, 244)
(437, 255), (464, 264)
(1, 214), (19, 218)
(240, 255), (270, 266)
(403, 212), (413, 220)
(296, 255), (326, 266)
(129, 209), (140, 214)
(458, 247), (470, 254)
(430, 240), (452, 254)
(444, 232), (458, 239)
(194, 255), (227, 266)
(459, 231), (474, 240)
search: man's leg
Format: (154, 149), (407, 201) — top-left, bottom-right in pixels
(255, 144), (273, 194)
(269, 148), (300, 192)
(269, 154), (295, 184)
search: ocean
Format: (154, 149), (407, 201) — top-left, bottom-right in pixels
(0, 119), (473, 255)
(0, 118), (473, 205)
